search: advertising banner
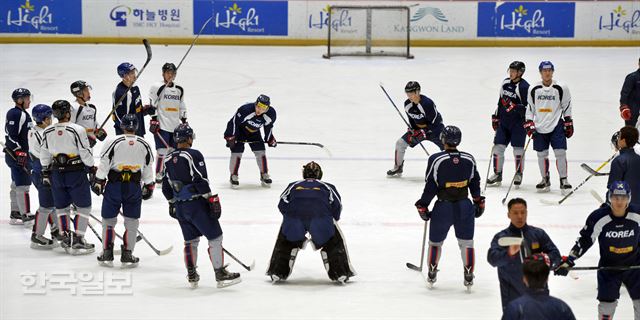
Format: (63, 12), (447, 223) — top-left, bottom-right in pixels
(477, 2), (575, 38)
(194, 0), (288, 36)
(0, 0), (82, 34)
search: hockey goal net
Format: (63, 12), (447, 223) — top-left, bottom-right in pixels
(322, 5), (413, 59)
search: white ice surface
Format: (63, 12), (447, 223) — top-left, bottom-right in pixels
(1, 44), (640, 319)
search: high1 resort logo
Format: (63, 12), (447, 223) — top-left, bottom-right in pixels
(599, 5), (639, 33)
(308, 5), (352, 31)
(6, 0), (54, 30)
(500, 5), (545, 34)
(411, 7), (448, 23)
(215, 3), (259, 31)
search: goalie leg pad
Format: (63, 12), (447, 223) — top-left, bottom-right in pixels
(266, 231), (304, 281)
(320, 225), (355, 281)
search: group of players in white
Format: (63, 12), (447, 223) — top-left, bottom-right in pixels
(4, 56), (640, 318)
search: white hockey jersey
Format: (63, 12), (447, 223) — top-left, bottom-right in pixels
(96, 134), (154, 184)
(70, 101), (98, 139)
(149, 82), (186, 132)
(27, 125), (45, 160)
(526, 80), (572, 134)
(40, 122), (94, 167)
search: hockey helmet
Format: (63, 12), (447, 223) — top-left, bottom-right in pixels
(256, 94), (270, 111)
(608, 180), (631, 204)
(117, 62), (137, 78)
(174, 123), (195, 143)
(509, 61), (526, 74)
(70, 80), (92, 97)
(162, 63), (177, 73)
(120, 113), (139, 132)
(12, 88), (31, 101)
(405, 81), (421, 93)
(32, 104), (53, 123)
(440, 125), (462, 147)
(538, 61), (554, 72)
(611, 130), (620, 149)
(51, 100), (71, 120)
(303, 161), (323, 180)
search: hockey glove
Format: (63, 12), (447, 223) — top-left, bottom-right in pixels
(415, 199), (431, 221)
(524, 120), (536, 137)
(180, 117), (187, 124)
(563, 117), (574, 138)
(225, 136), (236, 149)
(42, 169), (52, 189)
(491, 115), (499, 132)
(141, 183), (155, 200)
(267, 136), (277, 148)
(91, 178), (106, 196)
(142, 104), (156, 116)
(411, 129), (427, 142)
(88, 135), (97, 148)
(149, 117), (160, 134)
(553, 255), (576, 276)
(207, 194), (222, 219)
(473, 196), (486, 218)
(620, 105), (632, 121)
(500, 97), (517, 113)
(14, 149), (28, 167)
(94, 128), (107, 141)
(169, 201), (177, 219)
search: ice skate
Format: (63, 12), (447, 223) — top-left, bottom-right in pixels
(70, 233), (95, 255)
(386, 164), (403, 177)
(215, 266), (241, 288)
(260, 173), (272, 188)
(30, 233), (56, 250)
(464, 267), (474, 292)
(22, 214), (35, 228)
(560, 177), (572, 196)
(426, 264), (438, 289)
(9, 211), (23, 225)
(120, 245), (139, 268)
(187, 266), (200, 288)
(97, 244), (114, 267)
(513, 172), (523, 189)
(486, 172), (502, 187)
(230, 175), (239, 189)
(536, 176), (550, 193)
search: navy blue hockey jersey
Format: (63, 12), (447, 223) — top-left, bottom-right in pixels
(502, 288), (575, 320)
(419, 150), (481, 205)
(113, 82), (145, 136)
(4, 106), (32, 152)
(495, 78), (530, 123)
(403, 94), (442, 131)
(607, 148), (640, 207)
(161, 148), (211, 201)
(226, 103), (277, 141)
(570, 204), (640, 267)
(278, 179), (342, 220)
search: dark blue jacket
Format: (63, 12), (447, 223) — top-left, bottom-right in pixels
(502, 288), (575, 320)
(419, 150), (480, 205)
(607, 148), (640, 206)
(570, 204), (640, 267)
(620, 68), (640, 110)
(495, 78), (530, 126)
(4, 106), (32, 165)
(113, 82), (145, 137)
(488, 224), (562, 309)
(225, 103), (277, 141)
(404, 95), (443, 131)
(161, 148), (211, 201)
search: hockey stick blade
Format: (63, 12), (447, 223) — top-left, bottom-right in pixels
(580, 163), (608, 176)
(497, 237), (523, 246)
(406, 262), (422, 271)
(590, 189), (605, 204)
(539, 198), (560, 205)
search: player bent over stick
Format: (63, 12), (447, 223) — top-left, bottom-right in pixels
(163, 123), (241, 288)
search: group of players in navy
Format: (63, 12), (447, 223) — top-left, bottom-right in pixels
(4, 57), (640, 317)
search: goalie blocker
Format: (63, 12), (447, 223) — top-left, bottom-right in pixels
(266, 161), (355, 283)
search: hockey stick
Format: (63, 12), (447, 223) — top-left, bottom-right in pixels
(138, 230), (173, 256)
(539, 152), (616, 206)
(482, 147), (493, 195)
(570, 265), (640, 271)
(0, 141), (30, 175)
(243, 140), (332, 156)
(590, 189), (605, 204)
(98, 39), (153, 131)
(223, 248), (255, 271)
(501, 136), (532, 205)
(581, 163), (609, 176)
(379, 84), (430, 156)
(497, 236), (524, 246)
(406, 221), (428, 271)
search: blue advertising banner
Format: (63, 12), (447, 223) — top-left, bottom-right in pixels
(477, 2), (575, 38)
(194, 1), (288, 36)
(0, 0), (82, 34)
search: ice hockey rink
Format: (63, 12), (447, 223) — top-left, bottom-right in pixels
(1, 44), (639, 319)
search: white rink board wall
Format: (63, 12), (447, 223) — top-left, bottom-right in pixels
(0, 0), (638, 43)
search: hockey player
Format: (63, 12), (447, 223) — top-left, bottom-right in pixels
(619, 58), (640, 127)
(387, 81), (445, 177)
(224, 94), (277, 188)
(487, 62), (530, 187)
(414, 125), (485, 288)
(28, 104), (59, 249)
(113, 62), (146, 137)
(266, 161), (355, 283)
(608, 126), (640, 207)
(162, 123), (241, 288)
(40, 100), (95, 255)
(148, 63), (187, 183)
(93, 114), (155, 267)
(555, 181), (640, 320)
(502, 255), (576, 320)
(488, 197), (561, 310)
(524, 61), (573, 193)
(70, 80), (107, 148)
(4, 88), (34, 226)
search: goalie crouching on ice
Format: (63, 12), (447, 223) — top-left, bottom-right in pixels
(266, 161), (356, 284)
